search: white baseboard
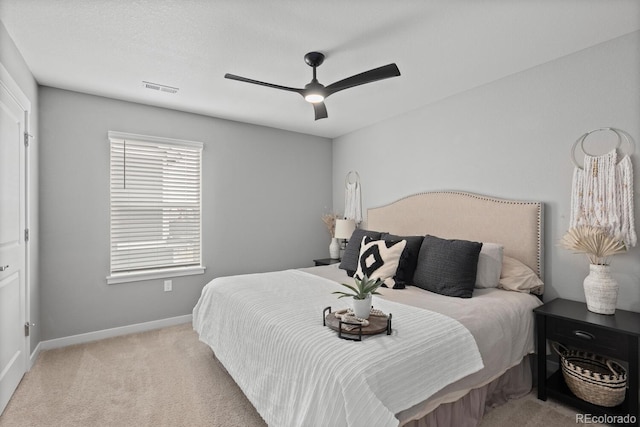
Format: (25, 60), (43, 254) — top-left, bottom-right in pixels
(29, 342), (42, 370)
(38, 314), (193, 351)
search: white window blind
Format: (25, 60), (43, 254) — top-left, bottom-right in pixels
(109, 132), (203, 278)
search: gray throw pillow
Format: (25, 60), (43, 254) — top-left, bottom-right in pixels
(413, 235), (483, 298)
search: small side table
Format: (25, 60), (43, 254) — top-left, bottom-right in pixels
(313, 258), (340, 266)
(534, 298), (640, 426)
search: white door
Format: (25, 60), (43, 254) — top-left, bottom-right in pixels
(0, 83), (27, 415)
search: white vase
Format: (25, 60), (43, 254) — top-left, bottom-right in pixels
(329, 237), (340, 259)
(583, 264), (619, 315)
(352, 295), (372, 319)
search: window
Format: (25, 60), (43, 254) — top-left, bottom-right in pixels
(107, 131), (205, 284)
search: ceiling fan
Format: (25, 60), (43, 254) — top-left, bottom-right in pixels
(224, 52), (401, 121)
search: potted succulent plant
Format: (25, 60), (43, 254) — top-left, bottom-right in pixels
(332, 274), (383, 319)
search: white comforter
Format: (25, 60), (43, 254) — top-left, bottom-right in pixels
(193, 269), (484, 427)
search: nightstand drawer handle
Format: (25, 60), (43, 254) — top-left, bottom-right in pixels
(573, 330), (595, 340)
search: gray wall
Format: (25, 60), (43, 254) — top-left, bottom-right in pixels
(0, 21), (40, 353)
(333, 32), (640, 312)
(39, 87), (332, 340)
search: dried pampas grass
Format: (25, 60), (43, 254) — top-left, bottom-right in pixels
(561, 226), (627, 265)
(322, 213), (339, 237)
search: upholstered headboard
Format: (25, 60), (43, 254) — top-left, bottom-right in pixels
(366, 191), (544, 280)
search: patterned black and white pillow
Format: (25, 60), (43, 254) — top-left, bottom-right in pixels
(354, 236), (407, 289)
(339, 229), (383, 277)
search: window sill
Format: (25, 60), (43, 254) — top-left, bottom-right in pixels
(107, 266), (206, 285)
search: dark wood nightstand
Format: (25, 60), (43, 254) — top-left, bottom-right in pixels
(313, 258), (341, 266)
(534, 298), (640, 425)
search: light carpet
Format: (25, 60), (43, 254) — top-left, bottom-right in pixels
(480, 392), (605, 427)
(0, 323), (600, 427)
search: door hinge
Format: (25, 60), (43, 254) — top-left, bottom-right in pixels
(24, 132), (30, 146)
(24, 229), (30, 242)
(24, 322), (30, 337)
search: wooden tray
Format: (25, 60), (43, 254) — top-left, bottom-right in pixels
(323, 307), (392, 341)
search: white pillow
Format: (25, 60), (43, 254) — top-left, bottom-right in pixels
(354, 236), (407, 288)
(498, 256), (544, 295)
(475, 243), (504, 288)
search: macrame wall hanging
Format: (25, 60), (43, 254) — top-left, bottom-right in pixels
(570, 127), (636, 248)
(344, 171), (362, 224)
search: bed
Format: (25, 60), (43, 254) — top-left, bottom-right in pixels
(193, 191), (545, 426)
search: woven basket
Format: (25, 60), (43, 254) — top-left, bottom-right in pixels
(552, 342), (627, 407)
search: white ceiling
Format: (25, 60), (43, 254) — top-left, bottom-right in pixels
(1, 1), (639, 138)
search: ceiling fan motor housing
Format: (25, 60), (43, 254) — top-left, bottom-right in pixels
(304, 80), (326, 103)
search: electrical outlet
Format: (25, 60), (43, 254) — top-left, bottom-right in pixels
(164, 280), (172, 292)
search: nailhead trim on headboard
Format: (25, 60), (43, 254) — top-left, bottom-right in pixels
(367, 191), (544, 282)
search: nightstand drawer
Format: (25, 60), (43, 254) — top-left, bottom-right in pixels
(547, 317), (628, 358)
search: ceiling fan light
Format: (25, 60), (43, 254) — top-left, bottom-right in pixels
(305, 93), (325, 103)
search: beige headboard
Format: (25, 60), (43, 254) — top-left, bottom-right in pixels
(366, 191), (544, 279)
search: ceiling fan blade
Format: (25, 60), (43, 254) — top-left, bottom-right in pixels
(224, 73), (303, 94)
(313, 102), (328, 121)
(325, 64), (400, 97)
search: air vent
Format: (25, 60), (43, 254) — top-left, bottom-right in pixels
(142, 81), (179, 94)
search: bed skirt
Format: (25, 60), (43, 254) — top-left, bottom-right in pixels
(400, 356), (532, 427)
(210, 350), (532, 427)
